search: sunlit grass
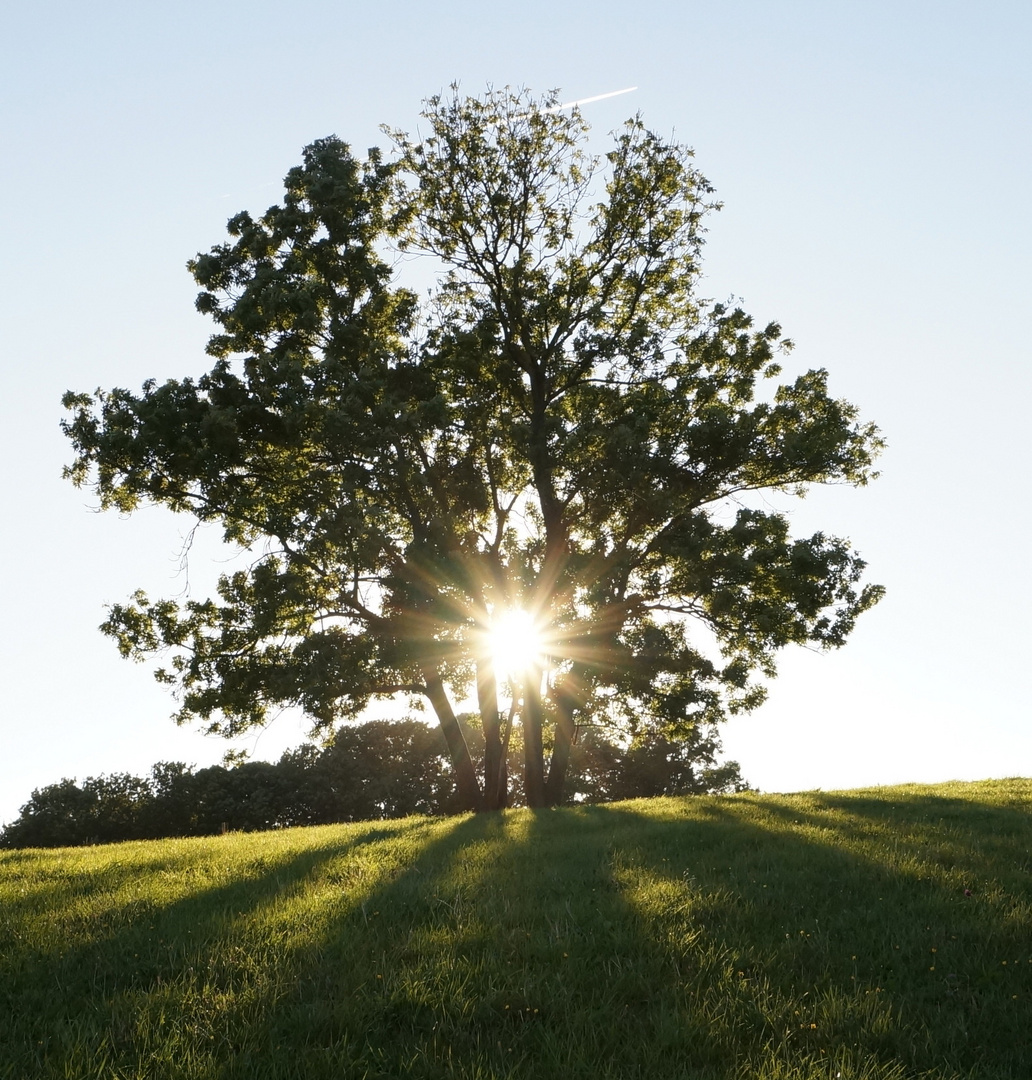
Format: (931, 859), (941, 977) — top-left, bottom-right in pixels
(2, 779), (1031, 1078)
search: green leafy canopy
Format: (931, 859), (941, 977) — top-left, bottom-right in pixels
(62, 87), (884, 810)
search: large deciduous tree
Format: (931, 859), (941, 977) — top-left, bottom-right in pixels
(63, 88), (883, 812)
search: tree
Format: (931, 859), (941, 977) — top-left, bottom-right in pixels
(0, 779), (98, 848)
(0, 773), (152, 848)
(311, 719), (455, 820)
(563, 724), (750, 805)
(62, 87), (883, 813)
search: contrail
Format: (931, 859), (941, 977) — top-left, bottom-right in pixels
(541, 87), (638, 114)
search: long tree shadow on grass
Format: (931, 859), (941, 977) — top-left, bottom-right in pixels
(178, 802), (935, 1080)
(0, 819), (434, 1079)
(212, 810), (534, 1079)
(755, 784), (1032, 885)
(601, 788), (1032, 1079)
(70, 807), (670, 1080)
(7, 788), (1032, 1080)
(246, 790), (1032, 1080)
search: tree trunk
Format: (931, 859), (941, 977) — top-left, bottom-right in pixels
(476, 658), (507, 811)
(522, 672), (547, 808)
(545, 678), (577, 807)
(423, 670), (483, 812)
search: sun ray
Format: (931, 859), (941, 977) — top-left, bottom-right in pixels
(486, 609), (546, 681)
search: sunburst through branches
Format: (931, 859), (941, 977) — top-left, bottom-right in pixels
(485, 609), (547, 682)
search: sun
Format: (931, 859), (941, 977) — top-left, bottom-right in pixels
(486, 608), (546, 680)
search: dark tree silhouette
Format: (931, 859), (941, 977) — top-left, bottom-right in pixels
(62, 88), (882, 813)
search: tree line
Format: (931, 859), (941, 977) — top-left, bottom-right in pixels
(1, 718), (746, 848)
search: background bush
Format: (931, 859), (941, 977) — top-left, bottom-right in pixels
(1, 718), (746, 848)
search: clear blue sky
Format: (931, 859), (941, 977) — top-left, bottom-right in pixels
(2, 0), (1030, 823)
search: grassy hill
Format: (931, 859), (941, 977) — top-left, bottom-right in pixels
(2, 780), (1031, 1079)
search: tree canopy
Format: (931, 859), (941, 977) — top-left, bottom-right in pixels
(62, 87), (883, 811)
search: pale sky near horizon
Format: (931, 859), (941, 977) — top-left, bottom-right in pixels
(2, 0), (1030, 825)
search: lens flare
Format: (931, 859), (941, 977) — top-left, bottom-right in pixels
(487, 609), (545, 680)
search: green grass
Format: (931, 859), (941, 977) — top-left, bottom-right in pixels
(3, 780), (1032, 1079)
